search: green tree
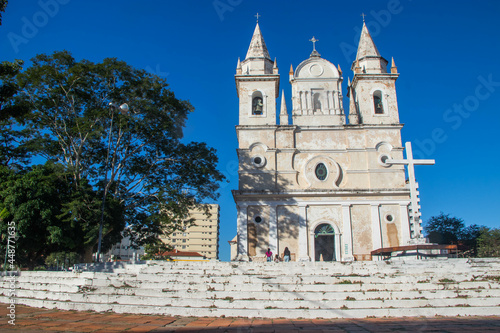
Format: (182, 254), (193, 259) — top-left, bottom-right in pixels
(425, 212), (465, 245)
(8, 51), (224, 261)
(0, 59), (31, 168)
(424, 212), (483, 256)
(477, 227), (500, 257)
(0, 162), (124, 268)
(0, 0), (7, 25)
(44, 251), (80, 269)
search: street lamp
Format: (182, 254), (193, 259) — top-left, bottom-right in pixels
(96, 102), (129, 263)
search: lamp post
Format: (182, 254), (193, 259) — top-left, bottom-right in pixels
(96, 102), (129, 263)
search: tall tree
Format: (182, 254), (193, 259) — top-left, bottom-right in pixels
(477, 227), (500, 257)
(9, 51), (225, 261)
(0, 59), (31, 168)
(425, 212), (466, 245)
(424, 212), (483, 256)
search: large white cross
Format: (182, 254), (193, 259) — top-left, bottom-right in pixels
(386, 142), (435, 239)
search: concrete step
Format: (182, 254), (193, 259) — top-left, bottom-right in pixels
(9, 270), (500, 289)
(11, 287), (500, 309)
(5, 296), (499, 319)
(7, 278), (499, 295)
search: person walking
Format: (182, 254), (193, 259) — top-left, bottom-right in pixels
(265, 248), (273, 262)
(283, 247), (291, 262)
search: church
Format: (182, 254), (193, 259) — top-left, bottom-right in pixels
(232, 19), (432, 262)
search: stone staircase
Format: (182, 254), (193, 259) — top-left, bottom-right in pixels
(1, 258), (500, 319)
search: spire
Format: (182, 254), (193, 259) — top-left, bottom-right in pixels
(236, 57), (242, 75)
(352, 20), (388, 74)
(348, 78), (359, 124)
(337, 64), (342, 75)
(279, 90), (289, 125)
(245, 23), (271, 60)
(289, 64), (294, 75)
(273, 57), (278, 74)
(391, 57), (398, 74)
(280, 90), (287, 115)
(355, 22), (381, 60)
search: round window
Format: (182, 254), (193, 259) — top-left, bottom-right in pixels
(385, 214), (394, 223)
(252, 155), (266, 168)
(254, 216), (262, 223)
(315, 163), (328, 181)
(379, 154), (391, 167)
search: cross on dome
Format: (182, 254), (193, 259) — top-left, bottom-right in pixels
(309, 36), (321, 57)
(309, 36), (319, 51)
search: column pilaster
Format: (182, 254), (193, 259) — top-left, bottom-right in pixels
(298, 204), (310, 261)
(400, 203), (411, 245)
(371, 204), (382, 252)
(342, 204), (354, 261)
(236, 204), (249, 261)
(268, 204), (278, 256)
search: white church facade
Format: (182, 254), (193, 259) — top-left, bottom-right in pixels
(232, 21), (432, 262)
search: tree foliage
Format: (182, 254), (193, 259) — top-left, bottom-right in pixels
(1, 51), (225, 264)
(0, 0), (7, 25)
(0, 162), (124, 268)
(477, 227), (500, 257)
(44, 251), (80, 269)
(424, 212), (483, 256)
(425, 212), (466, 245)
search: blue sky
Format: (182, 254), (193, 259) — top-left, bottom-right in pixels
(1, 0), (499, 261)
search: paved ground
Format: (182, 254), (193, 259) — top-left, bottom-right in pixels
(0, 305), (499, 332)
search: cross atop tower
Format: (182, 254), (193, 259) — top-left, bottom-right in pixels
(309, 36), (318, 51)
(255, 13), (261, 23)
(361, 13), (366, 22)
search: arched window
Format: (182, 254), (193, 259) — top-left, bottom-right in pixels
(373, 90), (384, 114)
(313, 92), (322, 112)
(252, 91), (263, 115)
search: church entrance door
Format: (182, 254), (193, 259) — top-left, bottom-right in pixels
(314, 224), (335, 261)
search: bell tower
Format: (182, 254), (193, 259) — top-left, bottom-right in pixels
(235, 22), (280, 126)
(348, 22), (400, 125)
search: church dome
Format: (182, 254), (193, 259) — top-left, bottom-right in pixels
(294, 56), (340, 80)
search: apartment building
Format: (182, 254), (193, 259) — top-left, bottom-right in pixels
(161, 204), (220, 260)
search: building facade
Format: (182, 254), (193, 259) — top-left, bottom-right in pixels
(161, 204), (220, 260)
(104, 234), (145, 262)
(233, 22), (428, 262)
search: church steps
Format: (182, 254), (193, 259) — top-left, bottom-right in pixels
(8, 284), (500, 306)
(2, 259), (500, 318)
(7, 282), (499, 303)
(8, 274), (498, 290)
(10, 287), (500, 310)
(7, 279), (498, 295)
(3, 295), (498, 319)
(4, 272), (500, 293)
